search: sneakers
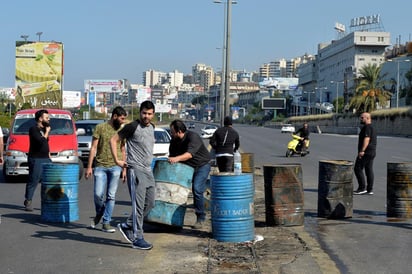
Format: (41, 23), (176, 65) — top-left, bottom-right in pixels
(367, 191), (374, 195)
(102, 224), (116, 233)
(90, 213), (103, 229)
(24, 200), (33, 211)
(132, 238), (153, 250)
(118, 223), (134, 243)
(192, 220), (205, 229)
(353, 189), (367, 195)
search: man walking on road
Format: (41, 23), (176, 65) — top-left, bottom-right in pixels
(85, 106), (127, 232)
(354, 112), (377, 195)
(110, 100), (156, 250)
(24, 109), (52, 211)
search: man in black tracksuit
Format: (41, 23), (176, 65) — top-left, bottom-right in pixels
(210, 116), (240, 172)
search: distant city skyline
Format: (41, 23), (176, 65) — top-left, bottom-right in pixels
(0, 0), (411, 90)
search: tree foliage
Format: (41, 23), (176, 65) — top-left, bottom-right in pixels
(349, 63), (392, 113)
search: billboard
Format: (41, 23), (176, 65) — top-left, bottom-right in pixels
(0, 87), (16, 100)
(262, 98), (286, 109)
(136, 87), (152, 104)
(15, 41), (63, 109)
(259, 77), (298, 90)
(85, 79), (126, 109)
(62, 90), (81, 108)
(84, 79), (125, 94)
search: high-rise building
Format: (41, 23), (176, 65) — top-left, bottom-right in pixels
(167, 70), (184, 87)
(259, 63), (270, 81)
(143, 69), (165, 87)
(317, 30), (390, 102)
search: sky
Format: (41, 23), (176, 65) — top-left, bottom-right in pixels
(1, 0), (411, 91)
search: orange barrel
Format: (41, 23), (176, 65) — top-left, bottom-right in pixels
(41, 164), (79, 223)
(146, 160), (194, 227)
(241, 153), (254, 173)
(387, 162), (412, 219)
(318, 160), (353, 219)
(263, 164), (304, 226)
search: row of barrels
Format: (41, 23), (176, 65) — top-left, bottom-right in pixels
(39, 158), (411, 243)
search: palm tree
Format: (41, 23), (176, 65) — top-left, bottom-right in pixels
(349, 63), (392, 113)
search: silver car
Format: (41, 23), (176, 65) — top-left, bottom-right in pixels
(75, 120), (105, 166)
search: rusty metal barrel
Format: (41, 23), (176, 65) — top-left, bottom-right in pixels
(318, 160), (353, 219)
(241, 153), (254, 173)
(263, 164), (304, 226)
(387, 162), (412, 219)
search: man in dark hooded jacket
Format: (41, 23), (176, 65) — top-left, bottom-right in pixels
(210, 116), (240, 172)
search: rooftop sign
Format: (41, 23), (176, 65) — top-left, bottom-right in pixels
(350, 14), (380, 28)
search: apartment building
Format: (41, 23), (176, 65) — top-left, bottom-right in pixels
(297, 33), (390, 112)
(317, 31), (390, 102)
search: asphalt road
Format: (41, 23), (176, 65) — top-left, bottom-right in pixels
(232, 123), (412, 274)
(1, 122), (411, 273)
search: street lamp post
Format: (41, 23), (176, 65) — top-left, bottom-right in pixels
(214, 0), (236, 126)
(20, 35), (29, 42)
(304, 91), (315, 115)
(389, 59), (411, 108)
(36, 32), (43, 41)
(315, 87), (327, 114)
(223, 0), (232, 121)
(331, 81), (344, 114)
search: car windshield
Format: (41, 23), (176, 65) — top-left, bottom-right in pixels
(75, 123), (99, 136)
(155, 130), (171, 144)
(12, 116), (74, 135)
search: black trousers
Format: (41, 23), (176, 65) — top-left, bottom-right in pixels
(216, 156), (234, 172)
(354, 153), (375, 192)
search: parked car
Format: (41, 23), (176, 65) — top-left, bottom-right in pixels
(321, 102), (334, 111)
(75, 119), (105, 166)
(281, 124), (296, 133)
(201, 125), (218, 139)
(188, 122), (196, 129)
(153, 127), (171, 158)
(3, 109), (83, 182)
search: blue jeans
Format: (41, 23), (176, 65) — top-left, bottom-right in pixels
(93, 166), (122, 224)
(25, 157), (52, 201)
(192, 163), (211, 222)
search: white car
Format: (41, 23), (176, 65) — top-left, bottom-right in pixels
(201, 125), (218, 139)
(153, 127), (171, 158)
(281, 124), (295, 133)
(321, 102), (334, 111)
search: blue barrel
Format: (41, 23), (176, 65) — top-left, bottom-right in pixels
(210, 173), (255, 242)
(41, 164), (79, 222)
(146, 160), (194, 227)
(151, 157), (168, 170)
